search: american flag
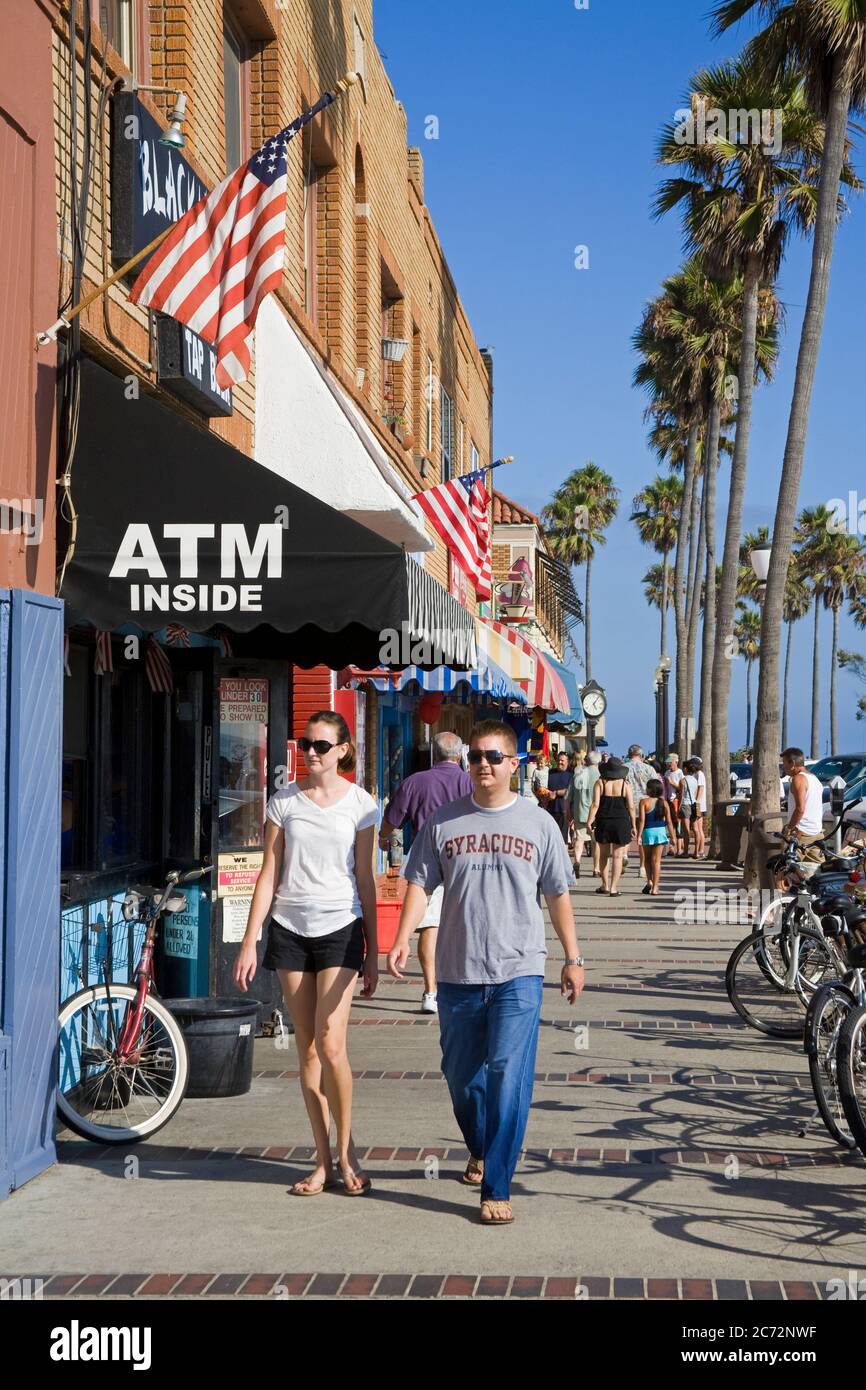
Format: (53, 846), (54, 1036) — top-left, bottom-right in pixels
(128, 87), (346, 389)
(145, 637), (174, 695)
(94, 630), (114, 676)
(413, 470), (492, 601)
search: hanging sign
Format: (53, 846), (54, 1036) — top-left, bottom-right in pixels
(219, 678), (268, 724)
(111, 91), (207, 269)
(156, 316), (233, 418)
(221, 896), (262, 943)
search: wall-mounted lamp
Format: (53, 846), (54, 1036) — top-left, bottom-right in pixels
(124, 82), (189, 149)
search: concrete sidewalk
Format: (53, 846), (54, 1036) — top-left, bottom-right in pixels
(3, 856), (866, 1299)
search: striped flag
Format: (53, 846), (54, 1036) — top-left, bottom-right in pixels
(413, 470), (492, 601)
(165, 624), (191, 647)
(145, 637), (173, 695)
(94, 630), (113, 675)
(128, 88), (345, 389)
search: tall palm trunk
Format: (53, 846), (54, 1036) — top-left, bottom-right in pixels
(712, 252), (760, 832)
(685, 467), (705, 751)
(753, 61), (852, 819)
(782, 619), (793, 750)
(660, 552), (669, 658)
(831, 602), (839, 756)
(746, 660), (753, 747)
(810, 594), (820, 759)
(697, 402), (720, 814)
(674, 420), (698, 758)
(584, 552), (592, 681)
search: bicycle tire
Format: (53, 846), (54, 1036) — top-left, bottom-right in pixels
(838, 1004), (866, 1158)
(725, 927), (833, 1038)
(804, 982), (858, 1149)
(57, 984), (189, 1145)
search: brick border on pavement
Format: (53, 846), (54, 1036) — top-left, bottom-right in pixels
(12, 1273), (827, 1300)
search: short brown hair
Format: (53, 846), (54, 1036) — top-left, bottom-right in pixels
(469, 719), (517, 755)
(782, 747), (805, 766)
(307, 710), (356, 773)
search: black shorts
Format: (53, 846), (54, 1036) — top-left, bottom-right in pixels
(262, 917), (365, 974)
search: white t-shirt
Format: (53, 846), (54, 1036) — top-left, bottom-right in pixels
(266, 783), (378, 937)
(695, 769), (707, 812)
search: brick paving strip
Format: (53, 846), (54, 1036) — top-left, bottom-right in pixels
(56, 1140), (855, 1168)
(246, 1068), (808, 1087)
(9, 1273), (826, 1300)
(346, 1017), (745, 1031)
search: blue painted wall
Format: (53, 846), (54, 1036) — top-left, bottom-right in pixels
(1, 590), (64, 1196)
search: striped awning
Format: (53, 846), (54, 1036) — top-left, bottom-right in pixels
(483, 620), (570, 712)
(337, 654), (528, 705)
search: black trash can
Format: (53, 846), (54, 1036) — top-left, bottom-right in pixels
(714, 799), (750, 868)
(165, 997), (259, 1098)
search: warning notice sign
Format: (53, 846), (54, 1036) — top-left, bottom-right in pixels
(219, 678), (268, 724)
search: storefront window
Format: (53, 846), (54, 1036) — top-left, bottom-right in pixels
(218, 677), (268, 850)
(168, 669), (205, 862)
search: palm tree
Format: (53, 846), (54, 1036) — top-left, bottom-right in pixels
(821, 534), (866, 752)
(781, 560), (811, 749)
(541, 462), (619, 681)
(631, 475), (683, 658)
(794, 504), (859, 756)
(734, 601), (762, 745)
(713, 0), (866, 818)
(657, 53), (837, 822)
(642, 561), (676, 619)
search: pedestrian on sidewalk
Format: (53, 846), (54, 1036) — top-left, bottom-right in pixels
(235, 711), (378, 1198)
(567, 750), (601, 877)
(378, 730), (472, 1014)
(387, 719), (584, 1226)
(545, 750), (573, 843)
(678, 759), (703, 859)
(691, 757), (708, 857)
(625, 745), (655, 879)
(585, 756), (636, 896)
(637, 779), (676, 896)
(664, 754), (685, 856)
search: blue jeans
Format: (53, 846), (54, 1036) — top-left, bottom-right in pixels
(437, 975), (543, 1202)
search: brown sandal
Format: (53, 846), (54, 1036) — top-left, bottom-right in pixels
(340, 1164), (372, 1195)
(290, 1172), (339, 1196)
(480, 1199), (514, 1225)
(461, 1156), (484, 1186)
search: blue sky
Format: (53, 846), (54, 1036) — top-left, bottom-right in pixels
(375, 0), (866, 757)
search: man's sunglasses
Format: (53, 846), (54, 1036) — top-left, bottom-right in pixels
(467, 748), (511, 766)
(298, 737), (341, 755)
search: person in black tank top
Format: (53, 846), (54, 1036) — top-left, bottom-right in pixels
(586, 759), (636, 895)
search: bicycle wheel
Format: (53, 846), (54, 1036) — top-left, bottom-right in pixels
(838, 1005), (866, 1157)
(725, 927), (835, 1037)
(804, 982), (858, 1149)
(751, 893), (795, 940)
(57, 984), (189, 1144)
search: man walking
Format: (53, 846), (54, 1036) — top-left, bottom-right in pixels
(387, 719), (584, 1225)
(379, 730), (471, 1013)
(568, 750), (601, 876)
(782, 747), (825, 871)
(664, 753), (684, 856)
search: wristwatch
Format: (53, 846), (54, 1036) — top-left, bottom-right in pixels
(564, 956), (584, 967)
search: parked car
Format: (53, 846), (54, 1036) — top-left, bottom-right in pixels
(811, 753), (866, 822)
(730, 761), (786, 804)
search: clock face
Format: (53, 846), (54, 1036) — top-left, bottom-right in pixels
(583, 691), (606, 719)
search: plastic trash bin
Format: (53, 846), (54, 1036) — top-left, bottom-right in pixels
(165, 997), (258, 1098)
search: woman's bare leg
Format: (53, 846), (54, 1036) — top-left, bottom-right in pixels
(609, 846), (625, 894)
(277, 970), (333, 1191)
(598, 843), (611, 891)
(315, 966), (368, 1190)
(650, 845), (663, 893)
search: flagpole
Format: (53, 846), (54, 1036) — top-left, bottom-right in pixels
(37, 71), (360, 347)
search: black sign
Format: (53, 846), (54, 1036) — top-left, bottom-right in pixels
(156, 317), (233, 417)
(111, 90), (207, 270)
(62, 359), (411, 668)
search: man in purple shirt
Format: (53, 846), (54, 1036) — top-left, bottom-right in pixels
(379, 730), (472, 1013)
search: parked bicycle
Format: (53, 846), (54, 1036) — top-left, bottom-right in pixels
(725, 831), (864, 1038)
(57, 864), (213, 1145)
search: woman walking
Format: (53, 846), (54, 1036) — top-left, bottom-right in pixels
(234, 711), (378, 1196)
(586, 757), (636, 896)
(678, 759), (704, 860)
(637, 778), (676, 896)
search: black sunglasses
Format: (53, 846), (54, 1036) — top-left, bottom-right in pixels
(467, 748), (510, 766)
(298, 737), (341, 756)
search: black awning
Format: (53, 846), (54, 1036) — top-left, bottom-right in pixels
(61, 357), (417, 666)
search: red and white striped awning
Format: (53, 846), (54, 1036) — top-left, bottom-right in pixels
(484, 620), (570, 713)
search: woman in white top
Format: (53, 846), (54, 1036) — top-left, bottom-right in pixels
(235, 711), (378, 1197)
